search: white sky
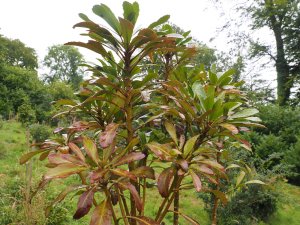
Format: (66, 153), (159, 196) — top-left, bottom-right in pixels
(0, 0), (275, 85)
(0, 0), (223, 62)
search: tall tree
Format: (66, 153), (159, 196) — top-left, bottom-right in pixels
(0, 35), (38, 69)
(248, 0), (300, 105)
(43, 44), (85, 89)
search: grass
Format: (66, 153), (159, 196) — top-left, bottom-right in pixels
(0, 120), (299, 225)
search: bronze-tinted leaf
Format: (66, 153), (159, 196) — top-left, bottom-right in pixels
(200, 160), (224, 172)
(46, 185), (85, 216)
(157, 167), (175, 197)
(220, 123), (239, 134)
(110, 168), (137, 181)
(211, 190), (228, 205)
(131, 166), (155, 180)
(20, 149), (48, 165)
(44, 163), (87, 179)
(90, 200), (112, 225)
(189, 170), (202, 192)
(99, 123), (119, 148)
(73, 189), (95, 219)
(146, 142), (171, 160)
(68, 142), (85, 162)
(118, 182), (143, 212)
(177, 158), (189, 172)
(83, 136), (99, 164)
(114, 152), (145, 167)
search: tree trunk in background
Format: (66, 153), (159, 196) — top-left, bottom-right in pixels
(268, 0), (292, 105)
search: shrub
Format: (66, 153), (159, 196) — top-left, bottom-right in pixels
(29, 123), (52, 142)
(217, 184), (277, 225)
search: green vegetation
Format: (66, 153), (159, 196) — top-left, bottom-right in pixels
(0, 121), (299, 224)
(0, 1), (300, 224)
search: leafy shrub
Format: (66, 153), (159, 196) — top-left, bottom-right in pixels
(29, 123), (52, 142)
(18, 102), (36, 125)
(217, 184), (277, 225)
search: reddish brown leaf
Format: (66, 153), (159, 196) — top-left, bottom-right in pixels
(131, 166), (155, 180)
(68, 142), (85, 162)
(99, 123), (119, 148)
(73, 189), (95, 219)
(220, 123), (239, 134)
(118, 182), (143, 212)
(177, 158), (189, 172)
(157, 167), (175, 197)
(193, 165), (214, 175)
(90, 200), (112, 225)
(146, 142), (172, 160)
(114, 152), (145, 167)
(189, 170), (202, 192)
(90, 168), (106, 184)
(48, 153), (85, 166)
(44, 163), (87, 179)
(110, 168), (137, 181)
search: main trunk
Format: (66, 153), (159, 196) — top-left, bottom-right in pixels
(268, 0), (291, 105)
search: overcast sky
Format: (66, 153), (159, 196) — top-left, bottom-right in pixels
(0, 0), (275, 84)
(0, 0), (227, 62)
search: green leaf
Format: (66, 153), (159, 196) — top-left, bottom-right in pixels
(79, 13), (90, 22)
(148, 15), (170, 29)
(236, 170), (246, 187)
(165, 121), (178, 145)
(20, 149), (48, 165)
(245, 180), (265, 185)
(90, 200), (112, 225)
(83, 136), (99, 164)
(123, 1), (139, 25)
(92, 4), (121, 34)
(230, 108), (259, 119)
(183, 135), (199, 158)
(209, 71), (218, 84)
(44, 164), (87, 179)
(119, 17), (134, 47)
(192, 81), (206, 99)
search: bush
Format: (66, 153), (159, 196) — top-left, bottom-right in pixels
(217, 185), (278, 225)
(29, 123), (52, 142)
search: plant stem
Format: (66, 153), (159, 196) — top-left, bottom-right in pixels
(118, 188), (129, 225)
(104, 188), (118, 224)
(173, 173), (179, 225)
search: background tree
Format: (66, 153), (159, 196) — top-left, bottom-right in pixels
(43, 44), (85, 89)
